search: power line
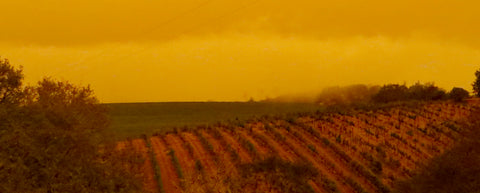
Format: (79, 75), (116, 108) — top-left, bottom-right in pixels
(54, 0), (217, 77)
(138, 0), (216, 36)
(88, 0), (264, 70)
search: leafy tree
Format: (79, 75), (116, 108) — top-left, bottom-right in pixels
(448, 87), (469, 102)
(0, 59), (141, 192)
(0, 58), (24, 105)
(372, 84), (409, 103)
(408, 82), (446, 101)
(473, 69), (480, 97)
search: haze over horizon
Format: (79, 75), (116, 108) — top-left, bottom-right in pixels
(1, 0), (479, 103)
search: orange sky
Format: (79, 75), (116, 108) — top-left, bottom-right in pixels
(1, 0), (479, 102)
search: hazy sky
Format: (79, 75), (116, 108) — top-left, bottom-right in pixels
(1, 0), (479, 102)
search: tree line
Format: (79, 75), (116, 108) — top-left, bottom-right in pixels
(315, 81), (475, 105)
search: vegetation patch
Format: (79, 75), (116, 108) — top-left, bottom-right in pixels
(238, 157), (318, 193)
(167, 149), (185, 189)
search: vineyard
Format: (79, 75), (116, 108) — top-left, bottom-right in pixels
(118, 101), (480, 193)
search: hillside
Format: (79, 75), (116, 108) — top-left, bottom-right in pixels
(117, 101), (479, 193)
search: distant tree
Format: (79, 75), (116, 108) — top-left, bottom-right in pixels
(372, 84), (409, 103)
(448, 87), (469, 102)
(473, 69), (480, 97)
(408, 82), (446, 101)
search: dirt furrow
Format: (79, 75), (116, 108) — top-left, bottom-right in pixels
(251, 127), (296, 162)
(308, 180), (327, 193)
(201, 130), (238, 176)
(164, 134), (196, 176)
(131, 139), (158, 193)
(277, 129), (359, 193)
(292, 123), (396, 190)
(320, 119), (417, 174)
(150, 136), (181, 193)
(183, 132), (218, 176)
(355, 112), (433, 162)
(238, 129), (271, 157)
(252, 126), (354, 193)
(282, 128), (378, 193)
(219, 129), (252, 163)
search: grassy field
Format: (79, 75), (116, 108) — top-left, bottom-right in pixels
(104, 102), (324, 140)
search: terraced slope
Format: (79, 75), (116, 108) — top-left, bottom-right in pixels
(121, 102), (479, 193)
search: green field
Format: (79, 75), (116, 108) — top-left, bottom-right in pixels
(104, 102), (324, 140)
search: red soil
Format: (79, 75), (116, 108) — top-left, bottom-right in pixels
(150, 136), (181, 193)
(131, 139), (158, 193)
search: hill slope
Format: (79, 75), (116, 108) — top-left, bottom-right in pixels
(118, 101), (479, 193)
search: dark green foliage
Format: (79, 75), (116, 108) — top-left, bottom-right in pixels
(0, 74), (141, 192)
(373, 84), (409, 103)
(238, 157), (319, 193)
(195, 130), (215, 159)
(179, 134), (195, 159)
(373, 83), (447, 103)
(473, 69), (480, 97)
(144, 138), (165, 193)
(238, 134), (259, 159)
(0, 58), (25, 105)
(226, 143), (240, 163)
(167, 150), (184, 184)
(448, 87), (470, 102)
(408, 82), (446, 101)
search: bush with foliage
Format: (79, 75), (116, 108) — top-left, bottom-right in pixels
(372, 84), (409, 103)
(448, 87), (469, 102)
(0, 58), (140, 192)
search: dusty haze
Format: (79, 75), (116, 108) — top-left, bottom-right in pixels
(1, 0), (479, 102)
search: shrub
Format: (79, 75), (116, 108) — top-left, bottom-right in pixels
(448, 87), (470, 102)
(0, 77), (141, 192)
